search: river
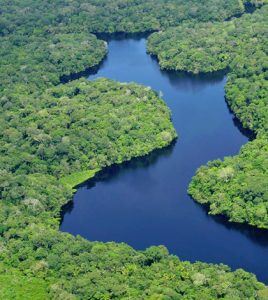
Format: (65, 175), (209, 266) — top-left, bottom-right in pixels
(60, 36), (268, 283)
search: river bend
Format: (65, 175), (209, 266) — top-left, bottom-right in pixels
(61, 37), (268, 283)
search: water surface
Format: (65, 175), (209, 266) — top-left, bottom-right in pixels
(61, 37), (268, 283)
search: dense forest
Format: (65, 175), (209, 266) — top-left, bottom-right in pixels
(189, 138), (268, 228)
(148, 5), (268, 229)
(0, 0), (252, 36)
(1, 78), (176, 178)
(0, 33), (107, 94)
(1, 0), (268, 298)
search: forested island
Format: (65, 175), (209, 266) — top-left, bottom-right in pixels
(1, 0), (268, 299)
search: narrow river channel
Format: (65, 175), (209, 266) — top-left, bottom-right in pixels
(60, 36), (268, 283)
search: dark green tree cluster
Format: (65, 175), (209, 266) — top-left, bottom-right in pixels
(147, 5), (268, 228)
(1, 78), (176, 177)
(246, 0), (268, 6)
(147, 22), (235, 74)
(0, 0), (247, 37)
(147, 5), (267, 74)
(0, 33), (107, 94)
(189, 138), (268, 228)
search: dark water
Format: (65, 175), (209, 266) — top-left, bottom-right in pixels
(60, 38), (268, 283)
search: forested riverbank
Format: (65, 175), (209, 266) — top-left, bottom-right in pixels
(148, 5), (268, 229)
(0, 0), (268, 298)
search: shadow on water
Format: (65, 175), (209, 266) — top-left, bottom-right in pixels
(87, 142), (176, 186)
(192, 199), (268, 247)
(155, 62), (255, 142)
(226, 104), (256, 141)
(61, 141), (176, 218)
(225, 2), (257, 21)
(60, 34), (268, 283)
(61, 129), (267, 249)
(149, 54), (229, 92)
(95, 31), (156, 42)
(161, 69), (228, 90)
(60, 56), (108, 83)
(61, 140), (268, 249)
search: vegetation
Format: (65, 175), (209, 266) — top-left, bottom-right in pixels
(147, 5), (267, 74)
(189, 7), (268, 228)
(147, 5), (268, 228)
(1, 170), (265, 298)
(0, 33), (107, 94)
(246, 0), (268, 7)
(189, 138), (268, 228)
(0, 265), (48, 300)
(60, 169), (100, 189)
(0, 0), (267, 298)
(148, 5), (268, 134)
(0, 0), (248, 36)
(1, 78), (176, 178)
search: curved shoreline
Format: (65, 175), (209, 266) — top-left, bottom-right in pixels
(60, 35), (268, 283)
(145, 5), (267, 229)
(58, 2), (263, 194)
(0, 2), (267, 298)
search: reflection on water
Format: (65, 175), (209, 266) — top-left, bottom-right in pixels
(195, 201), (268, 247)
(61, 142), (176, 216)
(60, 37), (268, 283)
(151, 57), (229, 92)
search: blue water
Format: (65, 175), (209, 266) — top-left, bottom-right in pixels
(60, 37), (268, 283)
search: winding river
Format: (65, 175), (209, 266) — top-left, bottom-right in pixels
(61, 35), (268, 283)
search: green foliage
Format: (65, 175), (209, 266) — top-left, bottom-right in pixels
(60, 169), (100, 189)
(258, 286), (268, 300)
(0, 0), (247, 36)
(0, 272), (48, 300)
(0, 170), (72, 223)
(147, 5), (268, 133)
(246, 0), (268, 7)
(0, 33), (107, 94)
(148, 22), (235, 73)
(188, 7), (268, 228)
(0, 78), (176, 177)
(0, 216), (265, 299)
(147, 5), (268, 228)
(147, 5), (267, 75)
(0, 0), (267, 298)
(1, 169), (265, 298)
(189, 138), (268, 228)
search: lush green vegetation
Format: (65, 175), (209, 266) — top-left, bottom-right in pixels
(0, 265), (48, 300)
(1, 212), (266, 299)
(1, 0), (267, 298)
(147, 5), (267, 74)
(1, 78), (176, 178)
(189, 138), (268, 228)
(1, 170), (265, 299)
(60, 169), (100, 189)
(188, 7), (268, 228)
(147, 5), (268, 228)
(247, 0), (268, 6)
(0, 0), (247, 37)
(0, 33), (107, 94)
(148, 6), (268, 134)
